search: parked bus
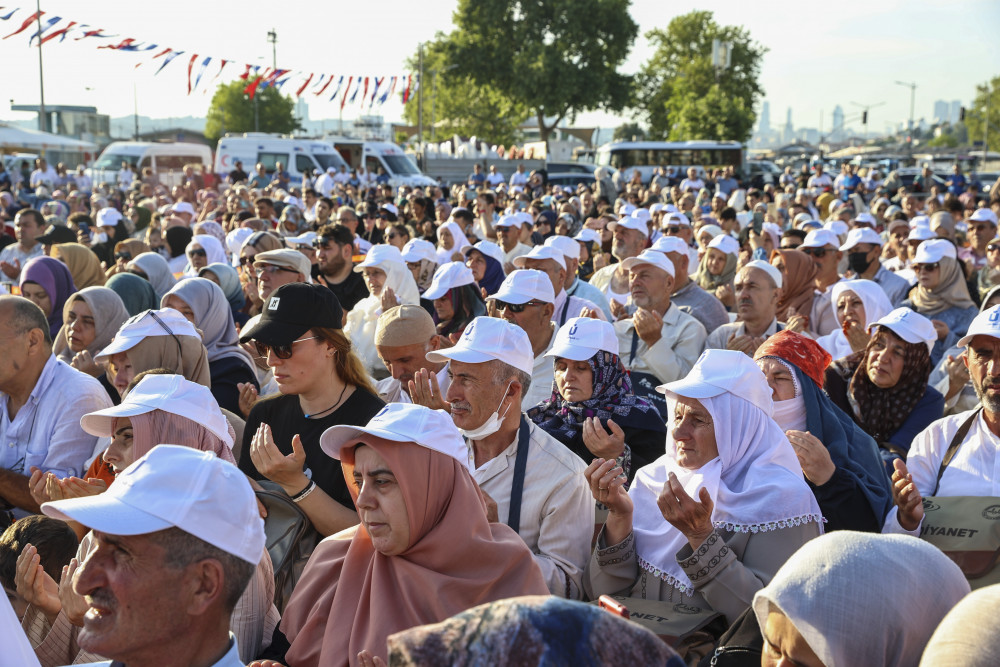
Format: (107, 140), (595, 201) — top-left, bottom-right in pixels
(594, 140), (744, 184)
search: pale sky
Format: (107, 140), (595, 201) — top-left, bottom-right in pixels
(2, 0), (998, 138)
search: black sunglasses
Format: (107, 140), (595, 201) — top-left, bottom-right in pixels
(187, 248), (207, 258)
(664, 226), (681, 234)
(253, 335), (319, 360)
(915, 262), (940, 272)
(988, 243), (1000, 253)
(495, 300), (545, 313)
(239, 256), (256, 266)
(115, 251), (132, 262)
(801, 248), (829, 258)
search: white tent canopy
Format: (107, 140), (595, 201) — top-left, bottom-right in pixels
(0, 122), (96, 152)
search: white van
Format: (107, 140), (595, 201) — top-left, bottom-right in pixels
(90, 142), (212, 189)
(214, 134), (349, 188)
(330, 138), (436, 188)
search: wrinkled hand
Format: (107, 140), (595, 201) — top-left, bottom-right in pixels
(593, 252), (611, 271)
(70, 350), (103, 377)
(28, 467), (53, 507)
(357, 651), (387, 667)
(60, 558), (89, 627)
(15, 544), (61, 623)
(580, 307), (602, 320)
(584, 458), (631, 516)
(0, 259), (20, 279)
(249, 423), (308, 494)
(891, 459), (924, 531)
(715, 283), (735, 308)
(408, 367), (450, 412)
(785, 306), (808, 334)
(238, 382), (259, 418)
(786, 430), (836, 485)
(726, 332), (764, 357)
(609, 299), (629, 321)
(380, 286), (398, 312)
(582, 418), (626, 460)
(945, 354), (970, 397)
(844, 320), (870, 353)
(931, 319), (949, 341)
(657, 472), (715, 549)
(633, 307), (663, 347)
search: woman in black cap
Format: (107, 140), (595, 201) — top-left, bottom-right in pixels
(237, 283), (385, 536)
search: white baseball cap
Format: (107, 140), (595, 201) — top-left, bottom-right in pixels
(657, 349), (774, 417)
(852, 212), (877, 228)
(800, 229), (841, 250)
(465, 240), (505, 267)
(969, 209), (999, 226)
(958, 305), (1000, 347)
(96, 309), (201, 362)
(42, 445), (264, 565)
(227, 228), (254, 256)
(708, 234), (739, 256)
(286, 231), (317, 248)
(665, 212), (692, 228)
(631, 209), (651, 223)
(425, 316), (533, 376)
(380, 203), (399, 217)
(606, 216), (650, 237)
(423, 261), (477, 300)
(170, 201), (196, 217)
(494, 214), (522, 229)
(400, 238), (438, 264)
(544, 235), (581, 261)
(650, 202), (666, 214)
(96, 207), (123, 228)
(516, 211), (534, 227)
(621, 249), (675, 277)
(320, 403), (470, 471)
(512, 244), (567, 270)
(488, 268), (555, 304)
(80, 374), (233, 448)
(824, 220), (850, 236)
(619, 203), (637, 217)
(913, 239), (958, 264)
(354, 243), (405, 272)
(742, 259), (783, 289)
(546, 317), (618, 361)
(911, 215), (931, 229)
(868, 307), (937, 353)
(907, 227), (936, 243)
(840, 228), (884, 252)
(574, 229), (601, 245)
(650, 236), (690, 256)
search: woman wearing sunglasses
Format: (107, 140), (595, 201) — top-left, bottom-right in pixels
(183, 233), (226, 276)
(239, 283), (385, 537)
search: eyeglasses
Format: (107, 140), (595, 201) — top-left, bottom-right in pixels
(915, 262), (940, 272)
(988, 244), (1000, 253)
(239, 255), (256, 266)
(115, 251), (132, 262)
(253, 335), (319, 360)
(664, 226), (681, 234)
(494, 300), (546, 313)
(187, 248), (207, 258)
(801, 248), (829, 258)
(254, 264), (299, 278)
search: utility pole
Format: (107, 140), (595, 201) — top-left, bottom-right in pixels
(985, 85), (991, 165)
(895, 81), (916, 132)
(417, 44), (424, 169)
(267, 29), (277, 71)
(35, 0), (46, 133)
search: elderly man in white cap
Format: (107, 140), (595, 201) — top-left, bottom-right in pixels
(706, 260), (787, 356)
(494, 214), (532, 271)
(427, 316), (593, 599)
(487, 270), (560, 409)
(543, 235), (613, 320)
(38, 445), (265, 667)
(613, 249), (705, 416)
(650, 236), (729, 334)
(374, 305), (450, 407)
(253, 248), (312, 303)
(799, 228), (844, 294)
(513, 245), (605, 326)
(589, 214), (649, 308)
(840, 227), (910, 306)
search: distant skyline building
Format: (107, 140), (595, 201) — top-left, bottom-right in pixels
(950, 100), (962, 124)
(934, 100), (949, 123)
(758, 101), (771, 133)
(782, 107), (794, 144)
(831, 105), (844, 141)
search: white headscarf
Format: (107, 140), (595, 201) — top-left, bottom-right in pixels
(184, 234), (227, 276)
(753, 532), (969, 667)
(921, 584), (1000, 666)
(435, 221), (471, 265)
(629, 391), (822, 596)
(816, 279), (893, 361)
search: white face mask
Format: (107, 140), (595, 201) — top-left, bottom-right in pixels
(459, 381), (514, 440)
(93, 232), (108, 244)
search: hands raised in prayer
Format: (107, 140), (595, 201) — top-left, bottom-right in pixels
(785, 430), (836, 486)
(582, 418), (626, 460)
(408, 368), (450, 412)
(658, 472), (714, 550)
(15, 544), (61, 624)
(250, 423), (309, 495)
(891, 459), (924, 531)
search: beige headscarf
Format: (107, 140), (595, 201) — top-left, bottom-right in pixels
(908, 256), (975, 315)
(52, 242), (106, 288)
(53, 287), (130, 364)
(124, 335), (212, 387)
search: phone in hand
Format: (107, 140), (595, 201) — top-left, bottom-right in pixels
(752, 211), (764, 234)
(598, 595), (630, 619)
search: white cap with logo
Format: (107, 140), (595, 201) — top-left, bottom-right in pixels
(868, 307), (937, 353)
(426, 316), (533, 376)
(606, 216), (650, 237)
(958, 305), (1000, 347)
(546, 317), (618, 361)
(800, 229), (841, 250)
(621, 249), (675, 277)
(488, 269), (555, 305)
(544, 234), (581, 261)
(657, 349), (774, 416)
(913, 239), (958, 264)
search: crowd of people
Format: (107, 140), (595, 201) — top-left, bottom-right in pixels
(0, 156), (999, 666)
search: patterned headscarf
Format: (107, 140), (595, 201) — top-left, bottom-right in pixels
(755, 329), (832, 388)
(527, 350), (665, 444)
(832, 326), (931, 443)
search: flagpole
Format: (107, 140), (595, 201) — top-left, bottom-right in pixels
(36, 0), (46, 132)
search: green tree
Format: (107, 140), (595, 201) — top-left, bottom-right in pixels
(445, 0), (638, 146)
(402, 37), (529, 146)
(966, 76), (1000, 153)
(613, 122), (646, 142)
(204, 80), (299, 144)
(637, 10), (767, 143)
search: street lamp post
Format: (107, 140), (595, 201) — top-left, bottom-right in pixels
(895, 81), (917, 133)
(35, 0), (46, 133)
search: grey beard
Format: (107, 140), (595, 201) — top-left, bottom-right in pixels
(972, 379), (1000, 414)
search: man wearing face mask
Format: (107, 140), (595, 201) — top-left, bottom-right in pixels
(840, 228), (911, 306)
(427, 316), (594, 599)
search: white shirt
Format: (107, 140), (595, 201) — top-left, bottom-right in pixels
(117, 168), (134, 188)
(502, 242), (531, 268)
(29, 167), (57, 189)
(486, 172), (505, 187)
(314, 173), (335, 197)
(808, 173), (833, 189)
(525, 324), (556, 410)
(376, 366), (451, 405)
(333, 171), (350, 185)
(614, 302), (706, 384)
(510, 171), (528, 187)
(679, 177), (704, 192)
(470, 419), (594, 598)
(551, 289), (605, 327)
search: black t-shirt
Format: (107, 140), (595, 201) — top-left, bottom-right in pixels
(238, 388), (385, 509)
(318, 270), (370, 312)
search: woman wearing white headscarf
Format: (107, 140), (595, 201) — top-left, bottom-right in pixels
(754, 531), (969, 667)
(126, 251), (177, 301)
(816, 279), (893, 362)
(345, 244), (421, 380)
(435, 220), (472, 265)
(183, 233), (227, 276)
(161, 277), (259, 415)
(584, 350), (823, 630)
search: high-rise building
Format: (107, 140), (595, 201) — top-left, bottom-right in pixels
(831, 105), (844, 141)
(934, 100), (949, 123)
(758, 101), (771, 133)
(782, 108), (794, 144)
(950, 100), (962, 124)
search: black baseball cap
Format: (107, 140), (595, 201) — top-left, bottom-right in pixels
(36, 225), (78, 245)
(238, 283), (343, 345)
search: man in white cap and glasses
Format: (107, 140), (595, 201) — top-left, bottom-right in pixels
(588, 214), (649, 308)
(650, 236), (729, 334)
(613, 249), (706, 417)
(513, 245), (605, 326)
(840, 227), (910, 306)
(888, 306), (1000, 568)
(39, 445), (265, 667)
(494, 214), (531, 271)
(543, 235), (613, 320)
(706, 260), (788, 356)
(427, 316), (594, 599)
